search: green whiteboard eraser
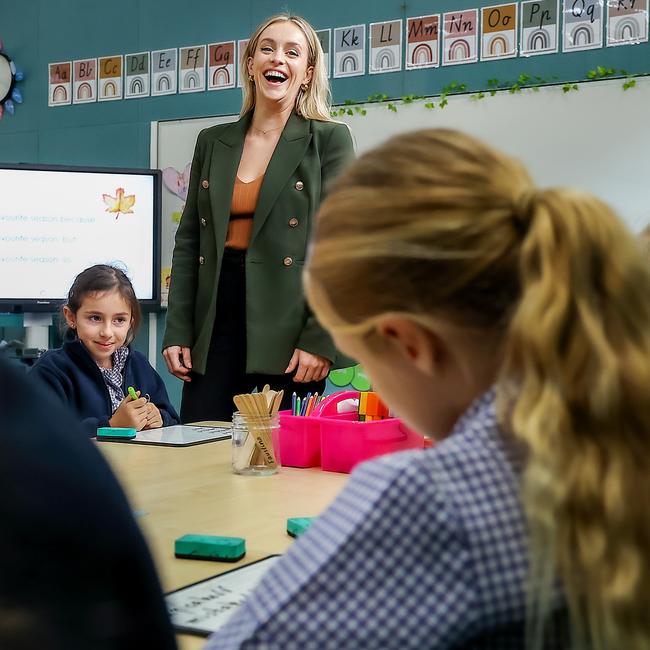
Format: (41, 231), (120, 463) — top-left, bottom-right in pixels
(174, 534), (246, 562)
(287, 517), (315, 538)
(96, 427), (136, 439)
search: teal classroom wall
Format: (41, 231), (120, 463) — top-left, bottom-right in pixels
(3, 0), (649, 167)
(1, 0), (649, 405)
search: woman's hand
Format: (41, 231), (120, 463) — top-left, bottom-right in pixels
(163, 345), (193, 381)
(143, 403), (163, 430)
(285, 349), (331, 383)
(109, 394), (149, 431)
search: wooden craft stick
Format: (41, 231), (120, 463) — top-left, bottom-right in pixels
(251, 389), (283, 466)
(233, 389), (282, 469)
(232, 395), (256, 471)
(248, 393), (276, 468)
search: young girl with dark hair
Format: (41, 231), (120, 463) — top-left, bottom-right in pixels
(31, 264), (179, 437)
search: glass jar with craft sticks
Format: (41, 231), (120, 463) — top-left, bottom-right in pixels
(231, 385), (283, 476)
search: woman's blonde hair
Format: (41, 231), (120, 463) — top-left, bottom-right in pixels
(306, 129), (650, 650)
(240, 13), (332, 122)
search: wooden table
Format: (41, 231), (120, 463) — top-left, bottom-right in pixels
(99, 433), (348, 650)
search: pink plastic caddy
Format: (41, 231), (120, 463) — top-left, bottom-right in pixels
(278, 391), (426, 473)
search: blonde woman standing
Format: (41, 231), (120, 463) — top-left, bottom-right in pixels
(209, 130), (650, 648)
(163, 14), (353, 421)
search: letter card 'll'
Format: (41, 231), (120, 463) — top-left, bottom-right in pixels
(369, 20), (402, 74)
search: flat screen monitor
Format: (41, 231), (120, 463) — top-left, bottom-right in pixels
(0, 163), (161, 311)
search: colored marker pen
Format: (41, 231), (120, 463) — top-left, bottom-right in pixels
(300, 393), (311, 416)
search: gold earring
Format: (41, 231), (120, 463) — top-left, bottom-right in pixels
(249, 74), (254, 82)
(301, 83), (309, 91)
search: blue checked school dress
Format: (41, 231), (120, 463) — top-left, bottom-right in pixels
(206, 389), (568, 649)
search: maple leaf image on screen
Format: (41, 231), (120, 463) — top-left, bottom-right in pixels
(102, 187), (136, 219)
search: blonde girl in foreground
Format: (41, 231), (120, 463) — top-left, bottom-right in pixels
(209, 130), (650, 649)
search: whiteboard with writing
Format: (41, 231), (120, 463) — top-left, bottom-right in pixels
(166, 555), (280, 636)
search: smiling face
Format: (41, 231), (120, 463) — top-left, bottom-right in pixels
(247, 20), (313, 110)
(64, 289), (132, 369)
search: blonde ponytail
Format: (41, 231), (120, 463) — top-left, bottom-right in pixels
(504, 188), (650, 649)
(307, 128), (650, 649)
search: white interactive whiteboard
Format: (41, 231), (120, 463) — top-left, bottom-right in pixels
(153, 76), (650, 304)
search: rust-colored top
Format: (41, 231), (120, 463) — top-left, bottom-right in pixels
(225, 175), (264, 250)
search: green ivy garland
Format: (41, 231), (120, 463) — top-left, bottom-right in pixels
(331, 68), (645, 117)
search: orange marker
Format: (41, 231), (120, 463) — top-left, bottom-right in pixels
(305, 393), (317, 417)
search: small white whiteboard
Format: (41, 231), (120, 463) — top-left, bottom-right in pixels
(166, 555), (280, 636)
(97, 424), (232, 447)
(133, 424), (231, 446)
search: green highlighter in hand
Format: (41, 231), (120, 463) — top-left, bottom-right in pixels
(96, 387), (140, 440)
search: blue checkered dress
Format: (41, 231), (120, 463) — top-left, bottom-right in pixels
(206, 389), (568, 649)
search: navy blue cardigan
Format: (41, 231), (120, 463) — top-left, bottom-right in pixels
(30, 338), (179, 437)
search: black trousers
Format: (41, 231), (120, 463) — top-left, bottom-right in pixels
(180, 248), (325, 423)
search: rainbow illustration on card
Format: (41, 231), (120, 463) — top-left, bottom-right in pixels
(102, 188), (136, 219)
(48, 61), (72, 106)
(369, 20), (402, 74)
(208, 41), (235, 90)
(406, 15), (440, 69)
(442, 9), (479, 65)
(73, 59), (97, 104)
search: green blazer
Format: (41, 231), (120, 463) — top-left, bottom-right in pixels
(162, 112), (355, 376)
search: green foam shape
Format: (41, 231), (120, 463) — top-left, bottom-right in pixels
(96, 427), (136, 438)
(328, 367), (355, 387)
(287, 517), (315, 538)
(174, 534), (246, 560)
